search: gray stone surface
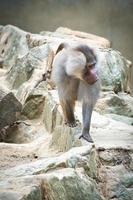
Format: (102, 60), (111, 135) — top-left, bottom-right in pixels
(0, 25), (133, 200)
(0, 87), (22, 134)
(96, 92), (133, 117)
(0, 25), (28, 69)
(42, 168), (104, 200)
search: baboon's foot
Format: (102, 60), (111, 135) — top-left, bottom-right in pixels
(79, 133), (94, 143)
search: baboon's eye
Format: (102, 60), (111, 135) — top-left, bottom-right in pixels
(87, 62), (96, 69)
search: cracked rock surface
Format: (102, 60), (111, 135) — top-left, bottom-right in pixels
(0, 25), (133, 200)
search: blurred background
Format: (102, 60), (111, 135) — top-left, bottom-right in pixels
(0, 0), (133, 62)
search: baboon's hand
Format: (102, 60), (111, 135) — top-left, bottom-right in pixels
(65, 120), (78, 128)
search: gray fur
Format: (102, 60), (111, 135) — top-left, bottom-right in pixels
(51, 44), (100, 142)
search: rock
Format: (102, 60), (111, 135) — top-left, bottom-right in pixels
(96, 92), (133, 117)
(22, 96), (45, 119)
(7, 44), (49, 90)
(22, 85), (46, 119)
(0, 86), (22, 131)
(0, 191), (24, 200)
(1, 25), (132, 96)
(26, 33), (47, 48)
(90, 111), (133, 149)
(98, 148), (133, 199)
(42, 168), (104, 200)
(130, 154), (133, 170)
(32, 32), (132, 95)
(51, 125), (82, 152)
(99, 49), (131, 94)
(42, 90), (133, 150)
(0, 168), (103, 200)
(98, 164), (133, 200)
(0, 24), (133, 200)
(41, 26), (111, 48)
(0, 178), (43, 200)
(0, 146), (103, 200)
(0, 25), (28, 69)
(0, 145), (95, 179)
(42, 91), (83, 151)
(0, 25), (3, 32)
(3, 121), (46, 144)
(42, 93), (59, 133)
(127, 60), (133, 96)
(105, 113), (133, 126)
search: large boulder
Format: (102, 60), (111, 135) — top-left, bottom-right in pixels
(96, 92), (133, 117)
(0, 25), (28, 69)
(0, 25), (132, 97)
(0, 25), (133, 200)
(0, 86), (22, 141)
(99, 49), (131, 94)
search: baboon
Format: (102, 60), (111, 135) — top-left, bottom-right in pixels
(51, 43), (100, 142)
